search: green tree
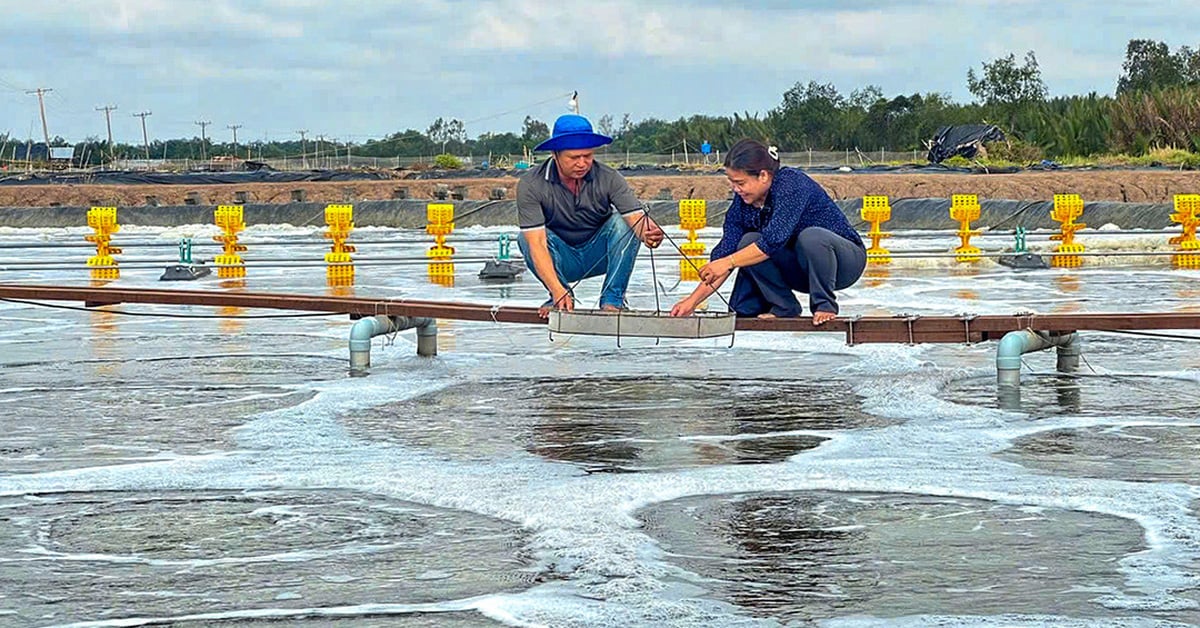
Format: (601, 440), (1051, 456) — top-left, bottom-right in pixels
(841, 85), (883, 148)
(1117, 39), (1193, 93)
(473, 131), (524, 157)
(770, 80), (845, 149)
(966, 51), (1048, 139)
(967, 51), (1048, 106)
(426, 117), (466, 153)
(520, 116), (549, 147)
(596, 114), (615, 138)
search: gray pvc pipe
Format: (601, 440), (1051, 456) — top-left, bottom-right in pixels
(996, 329), (1080, 388)
(1056, 335), (1081, 374)
(349, 315), (437, 370)
(414, 320), (438, 358)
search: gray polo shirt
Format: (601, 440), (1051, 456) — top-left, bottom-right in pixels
(517, 158), (643, 246)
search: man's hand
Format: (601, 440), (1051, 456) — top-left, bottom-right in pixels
(539, 287), (575, 319)
(640, 220), (665, 249)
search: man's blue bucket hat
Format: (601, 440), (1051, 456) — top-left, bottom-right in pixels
(534, 114), (613, 152)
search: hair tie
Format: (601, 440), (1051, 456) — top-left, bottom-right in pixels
(768, 145), (779, 161)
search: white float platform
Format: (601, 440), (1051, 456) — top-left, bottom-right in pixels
(547, 309), (736, 339)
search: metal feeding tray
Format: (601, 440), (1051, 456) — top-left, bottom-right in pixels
(547, 309), (736, 339)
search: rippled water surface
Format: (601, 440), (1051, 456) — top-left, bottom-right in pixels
(1, 225), (1199, 626)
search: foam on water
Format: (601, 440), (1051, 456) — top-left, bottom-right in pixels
(16, 350), (1189, 625)
(822, 614), (1191, 627)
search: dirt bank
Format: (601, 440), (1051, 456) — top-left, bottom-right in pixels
(0, 169), (1197, 207)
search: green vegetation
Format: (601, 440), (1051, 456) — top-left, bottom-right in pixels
(432, 153), (464, 170)
(4, 38), (1199, 168)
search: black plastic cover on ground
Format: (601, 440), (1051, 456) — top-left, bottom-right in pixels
(838, 198), (1175, 231)
(926, 125), (1006, 163)
(0, 169), (396, 186)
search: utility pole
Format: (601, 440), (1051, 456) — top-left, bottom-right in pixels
(195, 120), (211, 160)
(96, 105), (117, 160)
(26, 87), (53, 151)
(316, 134), (324, 169)
(297, 129), (308, 168)
(228, 124), (242, 156)
(132, 111), (152, 160)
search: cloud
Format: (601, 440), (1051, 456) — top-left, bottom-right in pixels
(6, 0), (304, 39)
(1, 1), (1198, 143)
(454, 1), (945, 78)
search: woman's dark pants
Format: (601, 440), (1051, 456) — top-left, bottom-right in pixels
(729, 228), (867, 317)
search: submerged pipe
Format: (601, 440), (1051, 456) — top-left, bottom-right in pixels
(349, 314), (437, 371)
(996, 329), (1080, 388)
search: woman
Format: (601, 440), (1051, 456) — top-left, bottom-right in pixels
(669, 139), (866, 326)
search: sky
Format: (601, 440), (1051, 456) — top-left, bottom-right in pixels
(1, 0), (1197, 146)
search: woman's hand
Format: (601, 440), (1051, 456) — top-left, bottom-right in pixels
(697, 257), (734, 285)
(669, 298), (696, 317)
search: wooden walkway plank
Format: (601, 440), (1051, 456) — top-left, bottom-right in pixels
(1, 284), (1198, 345)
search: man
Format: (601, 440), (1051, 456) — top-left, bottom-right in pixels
(517, 114), (664, 317)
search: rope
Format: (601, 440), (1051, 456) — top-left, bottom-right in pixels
(844, 314), (862, 346)
(958, 312), (978, 345)
(1080, 352), (1101, 375)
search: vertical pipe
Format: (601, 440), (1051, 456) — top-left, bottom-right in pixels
(415, 320), (438, 357)
(1056, 334), (1081, 373)
(997, 330), (1048, 388)
(349, 315), (389, 371)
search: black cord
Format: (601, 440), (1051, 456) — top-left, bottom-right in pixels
(562, 211), (649, 304)
(453, 200), (505, 223)
(657, 227), (735, 311)
(649, 244), (661, 314)
(1099, 329), (1200, 342)
(0, 297), (341, 319)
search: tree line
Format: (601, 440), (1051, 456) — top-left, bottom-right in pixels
(5, 38), (1199, 167)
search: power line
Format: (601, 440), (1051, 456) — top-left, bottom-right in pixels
(0, 75), (23, 92)
(462, 91), (575, 126)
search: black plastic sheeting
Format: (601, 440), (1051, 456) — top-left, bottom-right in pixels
(837, 198), (1175, 231)
(926, 125), (1006, 163)
(0, 198), (1178, 232)
(0, 169), (396, 187)
(3, 162), (1191, 187)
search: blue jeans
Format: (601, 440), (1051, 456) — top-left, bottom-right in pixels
(517, 212), (642, 309)
(730, 228), (866, 317)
